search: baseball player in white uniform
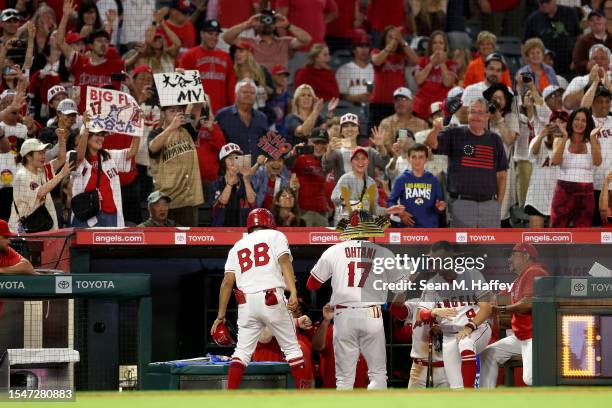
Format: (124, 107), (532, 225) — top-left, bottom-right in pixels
(306, 210), (403, 390)
(391, 300), (449, 388)
(418, 242), (493, 389)
(210, 208), (310, 389)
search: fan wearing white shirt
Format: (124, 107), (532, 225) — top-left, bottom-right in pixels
(581, 78), (612, 225)
(563, 44), (611, 110)
(336, 29), (374, 105)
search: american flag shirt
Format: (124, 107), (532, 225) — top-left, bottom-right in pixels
(435, 125), (508, 197)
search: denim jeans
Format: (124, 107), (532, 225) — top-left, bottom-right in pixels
(72, 212), (118, 228)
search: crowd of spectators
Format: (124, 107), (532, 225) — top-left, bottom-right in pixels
(1, 0), (612, 232)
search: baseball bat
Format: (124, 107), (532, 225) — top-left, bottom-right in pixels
(426, 331), (434, 388)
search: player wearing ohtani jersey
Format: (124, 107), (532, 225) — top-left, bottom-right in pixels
(391, 300), (448, 388)
(307, 210), (402, 390)
(210, 208), (310, 389)
(418, 241), (492, 389)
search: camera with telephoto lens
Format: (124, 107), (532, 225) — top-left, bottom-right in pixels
(488, 101), (498, 114)
(8, 39), (26, 49)
(260, 10), (277, 26)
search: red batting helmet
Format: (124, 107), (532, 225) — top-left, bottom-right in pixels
(246, 208), (276, 232)
(212, 321), (236, 346)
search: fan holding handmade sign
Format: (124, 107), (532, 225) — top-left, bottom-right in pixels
(85, 87), (144, 137)
(257, 130), (293, 161)
(153, 70), (207, 107)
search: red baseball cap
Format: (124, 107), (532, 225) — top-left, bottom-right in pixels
(549, 109), (569, 123)
(132, 65), (153, 77)
(235, 40), (254, 53)
(350, 147), (369, 161)
(0, 219), (15, 237)
(271, 64), (289, 76)
(65, 31), (84, 44)
(352, 29), (371, 46)
(512, 243), (538, 258)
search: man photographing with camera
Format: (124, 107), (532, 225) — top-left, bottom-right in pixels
(222, 10), (312, 70)
(456, 53), (508, 124)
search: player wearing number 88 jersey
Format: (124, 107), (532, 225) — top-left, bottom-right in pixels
(417, 241), (493, 389)
(210, 208), (310, 389)
(307, 210), (404, 390)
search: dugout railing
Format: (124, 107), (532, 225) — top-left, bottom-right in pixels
(68, 227), (612, 387)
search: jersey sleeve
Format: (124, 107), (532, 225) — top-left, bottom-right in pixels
(2, 247), (24, 267)
(271, 230), (292, 262)
(435, 127), (453, 156)
(225, 247), (237, 274)
(335, 65), (349, 94)
(109, 149), (132, 173)
(380, 247), (406, 289)
(310, 249), (333, 284)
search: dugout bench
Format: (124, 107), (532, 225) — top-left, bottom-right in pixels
(144, 359), (291, 390)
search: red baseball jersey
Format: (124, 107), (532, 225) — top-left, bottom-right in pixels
(69, 53), (125, 113)
(510, 263), (549, 340)
(0, 247), (23, 268)
(178, 47), (236, 112)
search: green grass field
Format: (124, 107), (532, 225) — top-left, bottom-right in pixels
(14, 388), (612, 408)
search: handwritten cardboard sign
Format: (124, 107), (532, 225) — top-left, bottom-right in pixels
(85, 87), (143, 137)
(154, 70), (206, 107)
(257, 131), (292, 160)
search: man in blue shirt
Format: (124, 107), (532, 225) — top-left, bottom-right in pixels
(215, 79), (269, 162)
(387, 144), (446, 228)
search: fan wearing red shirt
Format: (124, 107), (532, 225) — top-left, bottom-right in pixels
(312, 304), (368, 388)
(479, 243), (549, 388)
(369, 26), (418, 128)
(178, 19), (236, 113)
(412, 31), (458, 120)
(289, 128), (331, 226)
(276, 0), (339, 50)
(163, 0), (197, 51)
(0, 219), (34, 275)
(294, 44), (339, 101)
(194, 103), (226, 203)
(57, 0), (124, 113)
(324, 0), (361, 53)
(218, 0), (261, 29)
(366, 0), (406, 35)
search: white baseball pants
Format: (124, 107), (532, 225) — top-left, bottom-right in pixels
(479, 335), (532, 387)
(408, 361), (449, 388)
(333, 306), (387, 390)
(442, 323), (491, 389)
(231, 288), (303, 367)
